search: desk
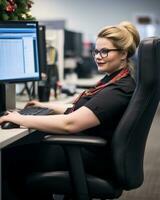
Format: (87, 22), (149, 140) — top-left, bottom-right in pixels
(0, 128), (32, 200)
(0, 128), (31, 149)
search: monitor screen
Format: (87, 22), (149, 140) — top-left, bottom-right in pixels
(0, 21), (40, 83)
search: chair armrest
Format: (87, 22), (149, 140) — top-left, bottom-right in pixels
(43, 135), (107, 147)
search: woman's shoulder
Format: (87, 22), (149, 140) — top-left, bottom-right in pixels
(114, 75), (136, 93)
(100, 75), (136, 94)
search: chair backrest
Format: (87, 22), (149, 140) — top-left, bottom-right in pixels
(111, 37), (160, 190)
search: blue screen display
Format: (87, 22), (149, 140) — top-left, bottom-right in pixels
(0, 21), (40, 82)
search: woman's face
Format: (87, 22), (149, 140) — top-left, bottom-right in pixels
(94, 37), (127, 74)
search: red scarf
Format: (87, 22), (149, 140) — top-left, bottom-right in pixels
(70, 68), (129, 112)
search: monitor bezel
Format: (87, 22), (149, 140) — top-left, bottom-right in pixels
(0, 20), (41, 83)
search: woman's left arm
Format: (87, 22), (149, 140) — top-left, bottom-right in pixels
(0, 107), (100, 134)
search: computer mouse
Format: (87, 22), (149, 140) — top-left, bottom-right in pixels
(1, 122), (20, 129)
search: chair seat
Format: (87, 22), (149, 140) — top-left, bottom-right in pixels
(26, 171), (122, 199)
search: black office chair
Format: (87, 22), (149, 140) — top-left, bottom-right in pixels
(25, 37), (160, 200)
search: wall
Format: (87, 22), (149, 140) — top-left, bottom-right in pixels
(31, 0), (160, 40)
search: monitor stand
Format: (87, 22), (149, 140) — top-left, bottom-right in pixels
(0, 83), (16, 114)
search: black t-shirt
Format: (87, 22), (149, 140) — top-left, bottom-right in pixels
(66, 70), (136, 141)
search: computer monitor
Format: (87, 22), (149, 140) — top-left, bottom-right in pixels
(0, 21), (40, 114)
(38, 25), (47, 74)
(0, 21), (40, 82)
(74, 32), (83, 57)
(64, 30), (83, 57)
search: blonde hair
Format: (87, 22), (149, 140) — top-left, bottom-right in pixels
(97, 21), (140, 76)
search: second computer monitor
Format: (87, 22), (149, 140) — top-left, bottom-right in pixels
(38, 25), (47, 74)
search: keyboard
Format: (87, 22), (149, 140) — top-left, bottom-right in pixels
(18, 106), (55, 116)
(0, 107), (55, 129)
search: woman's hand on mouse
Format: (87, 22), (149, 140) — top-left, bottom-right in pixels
(0, 111), (21, 125)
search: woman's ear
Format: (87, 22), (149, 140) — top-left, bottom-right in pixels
(121, 51), (128, 60)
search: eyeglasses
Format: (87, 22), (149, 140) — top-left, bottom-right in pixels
(91, 48), (121, 58)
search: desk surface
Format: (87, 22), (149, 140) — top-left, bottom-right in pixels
(0, 128), (31, 149)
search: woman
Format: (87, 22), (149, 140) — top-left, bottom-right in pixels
(0, 21), (140, 200)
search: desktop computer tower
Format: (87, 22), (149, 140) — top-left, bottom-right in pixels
(0, 84), (16, 114)
(0, 84), (6, 114)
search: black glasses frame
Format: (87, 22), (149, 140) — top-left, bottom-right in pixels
(91, 48), (122, 58)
